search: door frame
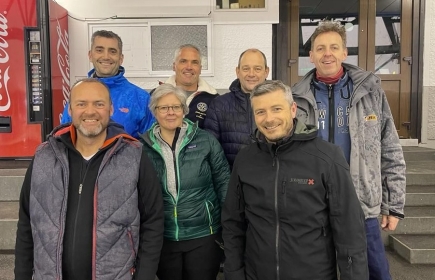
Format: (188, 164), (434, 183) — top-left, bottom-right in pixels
(273, 0), (425, 140)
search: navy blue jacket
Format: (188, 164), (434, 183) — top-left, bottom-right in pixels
(204, 79), (255, 169)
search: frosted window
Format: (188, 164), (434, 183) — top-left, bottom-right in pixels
(151, 25), (208, 71)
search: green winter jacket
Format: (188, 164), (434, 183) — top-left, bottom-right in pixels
(141, 119), (230, 241)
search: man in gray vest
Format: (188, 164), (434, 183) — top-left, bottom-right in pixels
(14, 78), (164, 280)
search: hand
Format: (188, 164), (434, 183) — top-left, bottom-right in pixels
(381, 215), (399, 231)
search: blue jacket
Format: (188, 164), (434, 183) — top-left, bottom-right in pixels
(204, 79), (255, 169)
(61, 67), (155, 138)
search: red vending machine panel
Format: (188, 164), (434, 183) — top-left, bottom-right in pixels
(0, 0), (41, 158)
(0, 0), (69, 158)
(49, 0), (69, 127)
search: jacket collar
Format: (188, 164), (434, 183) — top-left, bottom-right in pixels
(165, 75), (217, 94)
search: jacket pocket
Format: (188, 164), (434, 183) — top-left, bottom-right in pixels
(341, 248), (368, 280)
(205, 200), (215, 234)
(126, 228), (137, 275)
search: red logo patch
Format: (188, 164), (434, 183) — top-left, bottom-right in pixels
(308, 179), (315, 185)
(119, 107), (129, 113)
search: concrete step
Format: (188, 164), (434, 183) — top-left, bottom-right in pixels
(389, 234), (435, 264)
(403, 146), (435, 161)
(381, 206), (435, 245)
(0, 202), (18, 250)
(0, 169), (26, 202)
(405, 161), (435, 186)
(406, 185), (435, 207)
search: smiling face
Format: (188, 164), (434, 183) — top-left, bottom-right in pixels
(309, 31), (348, 77)
(236, 50), (269, 93)
(154, 93), (184, 133)
(251, 89), (297, 143)
(173, 47), (202, 91)
(88, 36), (124, 77)
(68, 81), (113, 140)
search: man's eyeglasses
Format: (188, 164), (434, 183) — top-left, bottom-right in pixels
(155, 105), (184, 113)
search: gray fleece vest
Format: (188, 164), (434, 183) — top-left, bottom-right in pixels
(29, 136), (142, 280)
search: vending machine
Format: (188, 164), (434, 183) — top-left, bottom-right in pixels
(0, 0), (69, 158)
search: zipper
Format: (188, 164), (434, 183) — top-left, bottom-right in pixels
(71, 160), (91, 272)
(328, 84), (335, 143)
(273, 151), (280, 280)
(281, 179), (286, 208)
(347, 255), (353, 279)
(205, 201), (214, 234)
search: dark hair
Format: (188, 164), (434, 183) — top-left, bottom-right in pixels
(310, 20), (347, 50)
(238, 48), (268, 68)
(91, 30), (123, 54)
(69, 78), (112, 104)
(250, 80), (294, 106)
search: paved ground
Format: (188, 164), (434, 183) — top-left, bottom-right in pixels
(3, 249), (435, 280)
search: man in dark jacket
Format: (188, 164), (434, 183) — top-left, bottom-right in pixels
(15, 78), (164, 280)
(222, 80), (368, 280)
(204, 49), (269, 169)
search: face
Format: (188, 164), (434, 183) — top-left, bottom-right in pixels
(154, 93), (184, 132)
(88, 36), (124, 77)
(309, 31), (348, 77)
(68, 82), (113, 139)
(252, 90), (297, 143)
(236, 51), (269, 93)
(173, 47), (202, 91)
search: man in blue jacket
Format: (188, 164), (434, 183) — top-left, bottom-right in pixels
(61, 30), (155, 138)
(204, 49), (269, 169)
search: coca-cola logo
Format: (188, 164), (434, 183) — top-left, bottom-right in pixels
(0, 12), (11, 112)
(56, 18), (70, 123)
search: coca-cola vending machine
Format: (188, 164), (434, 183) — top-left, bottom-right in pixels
(0, 0), (69, 158)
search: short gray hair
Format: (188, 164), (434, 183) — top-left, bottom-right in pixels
(173, 44), (202, 63)
(149, 84), (189, 116)
(250, 80), (294, 106)
(91, 30), (123, 54)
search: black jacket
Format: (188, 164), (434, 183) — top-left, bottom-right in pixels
(221, 120), (368, 280)
(15, 123), (164, 280)
(204, 79), (255, 169)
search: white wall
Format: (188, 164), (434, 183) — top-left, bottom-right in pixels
(421, 0), (435, 148)
(55, 0), (276, 92)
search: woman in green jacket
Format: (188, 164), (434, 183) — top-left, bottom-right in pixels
(140, 83), (230, 280)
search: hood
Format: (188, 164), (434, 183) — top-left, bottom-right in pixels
(165, 75), (217, 94)
(254, 118), (318, 144)
(141, 118), (198, 147)
(52, 121), (137, 149)
(87, 66), (126, 86)
(292, 63), (377, 105)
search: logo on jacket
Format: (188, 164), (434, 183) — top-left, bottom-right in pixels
(119, 107), (129, 113)
(197, 102), (208, 112)
(289, 178), (315, 185)
(365, 114), (377, 121)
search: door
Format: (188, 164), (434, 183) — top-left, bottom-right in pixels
(287, 0), (412, 138)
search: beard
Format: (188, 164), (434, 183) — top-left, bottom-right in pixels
(74, 118), (108, 138)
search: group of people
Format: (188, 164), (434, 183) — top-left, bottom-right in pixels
(14, 20), (406, 280)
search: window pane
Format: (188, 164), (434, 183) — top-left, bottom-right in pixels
(151, 25), (208, 71)
(298, 0), (359, 76)
(375, 0), (401, 74)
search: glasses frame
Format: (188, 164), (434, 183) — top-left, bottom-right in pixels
(155, 104), (184, 114)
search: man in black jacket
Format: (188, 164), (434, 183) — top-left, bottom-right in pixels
(221, 80), (368, 280)
(14, 78), (164, 280)
(204, 49), (269, 169)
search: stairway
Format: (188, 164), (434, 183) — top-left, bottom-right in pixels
(1, 148), (435, 264)
(384, 147), (435, 264)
